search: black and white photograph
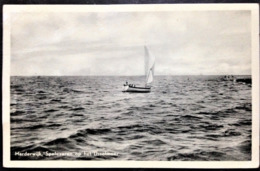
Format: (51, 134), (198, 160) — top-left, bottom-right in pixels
(3, 4), (259, 168)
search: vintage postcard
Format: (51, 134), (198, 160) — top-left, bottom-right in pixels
(3, 4), (259, 168)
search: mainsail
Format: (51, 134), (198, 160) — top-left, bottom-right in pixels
(123, 45), (155, 93)
(144, 46), (155, 87)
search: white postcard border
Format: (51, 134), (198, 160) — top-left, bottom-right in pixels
(3, 4), (259, 168)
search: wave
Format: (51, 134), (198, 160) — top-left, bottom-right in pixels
(235, 103), (251, 111)
(13, 124), (45, 130)
(70, 107), (85, 111)
(13, 88), (25, 92)
(11, 145), (54, 153)
(44, 138), (73, 146)
(122, 111), (134, 115)
(71, 89), (85, 93)
(48, 123), (62, 127)
(44, 109), (58, 113)
(205, 129), (242, 138)
(13, 122), (63, 130)
(125, 134), (146, 140)
(142, 139), (167, 146)
(167, 151), (225, 161)
(11, 84), (23, 89)
(239, 140), (251, 154)
(199, 124), (223, 131)
(10, 76), (252, 160)
(181, 115), (202, 120)
(58, 105), (71, 109)
(223, 129), (241, 137)
(196, 108), (237, 117)
(50, 99), (62, 102)
(237, 120), (251, 126)
(75, 128), (112, 135)
(229, 119), (251, 126)
(37, 95), (48, 100)
(37, 90), (46, 94)
(62, 88), (85, 93)
(11, 110), (25, 116)
(86, 101), (94, 105)
(36, 128), (113, 151)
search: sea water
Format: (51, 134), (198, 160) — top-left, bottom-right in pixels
(10, 75), (251, 160)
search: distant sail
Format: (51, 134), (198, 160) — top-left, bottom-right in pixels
(145, 46), (155, 86)
(144, 46), (149, 76)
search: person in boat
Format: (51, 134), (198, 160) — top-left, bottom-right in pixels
(124, 81), (128, 86)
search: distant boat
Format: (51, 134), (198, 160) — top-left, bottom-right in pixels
(220, 75), (236, 82)
(123, 45), (155, 93)
(236, 78), (251, 84)
(219, 75), (252, 84)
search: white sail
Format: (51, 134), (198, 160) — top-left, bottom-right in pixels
(145, 46), (155, 86)
(122, 45), (154, 93)
(146, 70), (153, 84)
(144, 46), (149, 76)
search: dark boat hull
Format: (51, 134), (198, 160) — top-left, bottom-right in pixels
(236, 78), (251, 84)
(123, 85), (151, 93)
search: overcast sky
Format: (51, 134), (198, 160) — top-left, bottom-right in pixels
(10, 10), (251, 76)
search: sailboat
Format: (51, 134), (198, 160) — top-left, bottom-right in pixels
(123, 45), (155, 93)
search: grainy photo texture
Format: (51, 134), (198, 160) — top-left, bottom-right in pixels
(3, 4), (259, 168)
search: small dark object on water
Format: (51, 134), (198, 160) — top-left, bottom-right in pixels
(236, 78), (251, 84)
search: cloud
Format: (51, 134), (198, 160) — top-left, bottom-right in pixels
(10, 10), (251, 76)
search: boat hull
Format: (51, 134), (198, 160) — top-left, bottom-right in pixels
(123, 86), (151, 93)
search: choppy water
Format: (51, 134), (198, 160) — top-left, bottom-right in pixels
(10, 76), (251, 160)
